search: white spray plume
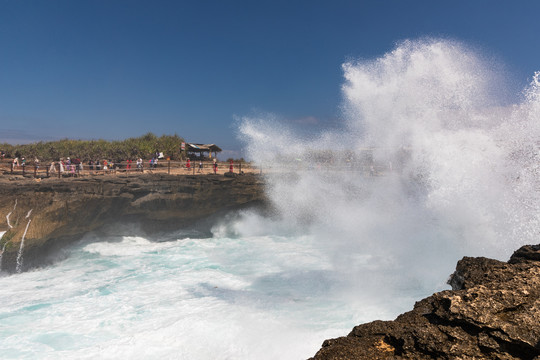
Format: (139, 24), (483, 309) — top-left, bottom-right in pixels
(237, 38), (540, 300)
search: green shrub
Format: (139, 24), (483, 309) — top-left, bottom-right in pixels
(0, 133), (188, 162)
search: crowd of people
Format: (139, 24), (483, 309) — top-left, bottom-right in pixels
(5, 155), (232, 177)
(0, 149), (251, 178)
(8, 156), (147, 175)
(185, 157), (221, 174)
(47, 157), (147, 174)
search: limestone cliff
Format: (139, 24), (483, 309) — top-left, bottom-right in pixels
(309, 244), (540, 359)
(0, 173), (266, 273)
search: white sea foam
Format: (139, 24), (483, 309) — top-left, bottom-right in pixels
(6, 199), (17, 229)
(0, 231), (6, 271)
(15, 218), (32, 274)
(0, 234), (353, 359)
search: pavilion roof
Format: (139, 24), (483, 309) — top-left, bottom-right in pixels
(187, 143), (222, 152)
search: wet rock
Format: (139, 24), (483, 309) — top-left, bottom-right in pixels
(0, 173), (266, 273)
(309, 244), (540, 360)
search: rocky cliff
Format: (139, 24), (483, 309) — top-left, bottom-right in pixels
(310, 244), (540, 360)
(0, 173), (265, 273)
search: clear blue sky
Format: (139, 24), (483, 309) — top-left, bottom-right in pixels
(1, 0), (539, 155)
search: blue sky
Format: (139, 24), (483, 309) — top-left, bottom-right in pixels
(1, 0), (540, 155)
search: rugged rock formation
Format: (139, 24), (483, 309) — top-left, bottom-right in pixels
(310, 244), (540, 360)
(0, 173), (266, 273)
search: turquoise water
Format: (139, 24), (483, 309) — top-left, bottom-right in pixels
(0, 225), (426, 360)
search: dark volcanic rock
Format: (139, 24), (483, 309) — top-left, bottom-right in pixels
(309, 244), (540, 360)
(0, 173), (266, 273)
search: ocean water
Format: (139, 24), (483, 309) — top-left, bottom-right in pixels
(2, 38), (540, 359)
(0, 227), (420, 360)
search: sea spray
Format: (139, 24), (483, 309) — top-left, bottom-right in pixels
(0, 231), (5, 271)
(1, 199), (13, 270)
(239, 38), (540, 300)
(0, 244), (5, 271)
(15, 210), (32, 273)
(6, 199), (17, 229)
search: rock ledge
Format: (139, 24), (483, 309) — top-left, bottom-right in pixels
(0, 173), (266, 273)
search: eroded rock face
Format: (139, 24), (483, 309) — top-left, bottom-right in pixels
(310, 245), (540, 360)
(0, 173), (266, 273)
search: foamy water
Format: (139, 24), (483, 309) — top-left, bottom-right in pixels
(0, 229), (418, 360)
(1, 38), (539, 359)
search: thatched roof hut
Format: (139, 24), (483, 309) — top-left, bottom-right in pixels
(186, 143), (222, 159)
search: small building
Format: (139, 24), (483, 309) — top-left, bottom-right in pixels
(186, 143), (222, 160)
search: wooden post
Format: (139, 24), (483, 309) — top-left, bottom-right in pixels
(58, 164), (61, 178)
(10, 162), (13, 174)
(34, 165), (37, 178)
(46, 165), (49, 177)
(168, 160), (170, 175)
(22, 165), (25, 176)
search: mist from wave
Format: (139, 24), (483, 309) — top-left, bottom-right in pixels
(239, 38), (540, 305)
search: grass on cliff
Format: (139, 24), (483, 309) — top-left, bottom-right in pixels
(0, 133), (188, 162)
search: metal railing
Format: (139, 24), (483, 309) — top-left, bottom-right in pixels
(0, 160), (258, 178)
(1, 159), (394, 179)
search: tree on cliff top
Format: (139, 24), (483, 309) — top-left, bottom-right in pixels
(0, 133), (187, 161)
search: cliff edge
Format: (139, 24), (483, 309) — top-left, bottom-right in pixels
(0, 173), (266, 273)
(310, 244), (540, 360)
